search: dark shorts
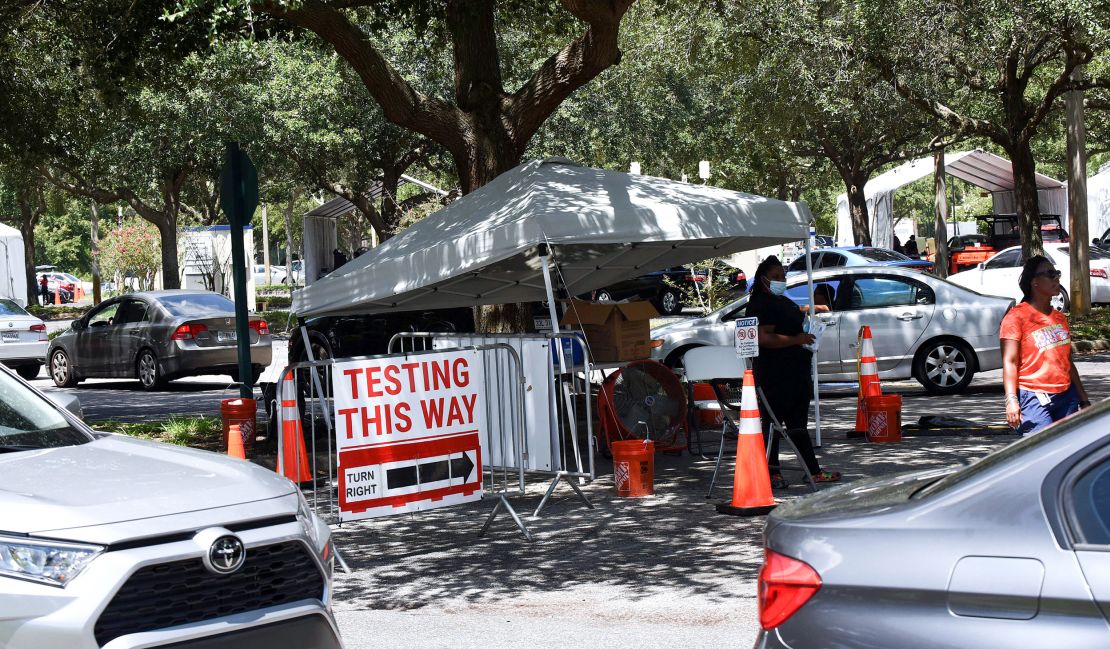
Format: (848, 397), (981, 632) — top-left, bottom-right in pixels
(1016, 384), (1079, 436)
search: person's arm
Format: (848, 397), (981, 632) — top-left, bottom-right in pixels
(758, 324), (815, 349)
(1001, 338), (1022, 428)
(798, 304), (830, 314)
(1070, 351), (1091, 409)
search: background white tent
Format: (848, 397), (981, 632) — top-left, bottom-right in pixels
(835, 149), (1066, 248)
(1089, 162), (1110, 241)
(0, 224), (27, 306)
(294, 158), (812, 318)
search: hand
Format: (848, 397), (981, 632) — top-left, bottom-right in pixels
(1006, 400), (1022, 428)
(795, 333), (816, 346)
(1079, 399), (1092, 410)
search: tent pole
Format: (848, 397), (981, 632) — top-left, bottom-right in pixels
(804, 226), (822, 447)
(539, 244), (586, 483)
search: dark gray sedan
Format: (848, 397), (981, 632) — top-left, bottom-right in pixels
(754, 403), (1110, 648)
(48, 290), (272, 390)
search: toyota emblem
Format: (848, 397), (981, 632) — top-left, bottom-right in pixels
(204, 535), (246, 575)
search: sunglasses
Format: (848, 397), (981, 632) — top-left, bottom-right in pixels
(1034, 270), (1062, 280)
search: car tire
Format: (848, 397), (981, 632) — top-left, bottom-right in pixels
(656, 288), (683, 316)
(49, 349), (78, 388)
(596, 289), (613, 302)
(15, 364), (40, 381)
(1052, 287), (1070, 312)
(914, 338), (976, 395)
(136, 349), (165, 391)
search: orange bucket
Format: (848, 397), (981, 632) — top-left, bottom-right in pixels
(865, 395), (902, 443)
(612, 440), (654, 497)
(221, 398), (257, 456)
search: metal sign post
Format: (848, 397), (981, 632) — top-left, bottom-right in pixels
(219, 142), (259, 399)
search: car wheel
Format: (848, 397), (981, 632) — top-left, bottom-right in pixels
(657, 288), (683, 315)
(136, 349), (164, 391)
(16, 364), (40, 381)
(596, 289), (613, 302)
(914, 339), (976, 395)
(50, 349), (78, 388)
(1052, 287), (1070, 312)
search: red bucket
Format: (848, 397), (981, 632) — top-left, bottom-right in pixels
(864, 395), (902, 443)
(221, 398), (257, 456)
(612, 440), (654, 497)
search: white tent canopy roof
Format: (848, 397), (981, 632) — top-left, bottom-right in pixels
(835, 149), (1066, 247)
(294, 158), (811, 318)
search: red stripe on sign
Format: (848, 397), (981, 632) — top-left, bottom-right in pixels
(339, 430), (479, 452)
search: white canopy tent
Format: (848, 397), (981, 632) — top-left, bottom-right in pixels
(835, 149), (1066, 248)
(1089, 162), (1110, 240)
(0, 224), (27, 306)
(294, 158), (812, 318)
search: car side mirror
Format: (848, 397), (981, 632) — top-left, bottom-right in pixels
(71, 319), (84, 331)
(47, 392), (83, 420)
(1094, 238), (1101, 246)
(977, 263), (985, 270)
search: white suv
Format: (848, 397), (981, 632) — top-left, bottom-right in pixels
(0, 367), (342, 648)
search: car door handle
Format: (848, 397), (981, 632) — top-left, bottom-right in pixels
(818, 317), (837, 326)
(897, 313), (923, 321)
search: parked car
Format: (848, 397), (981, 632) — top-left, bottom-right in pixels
(651, 266), (1012, 394)
(47, 290), (273, 390)
(1092, 225), (1110, 250)
(941, 232), (996, 275)
(948, 243), (1110, 311)
(0, 298), (47, 379)
(976, 213), (1069, 251)
(287, 259), (305, 286)
(785, 246), (935, 275)
(753, 400), (1110, 649)
(814, 234), (835, 248)
(590, 266), (705, 315)
(253, 263), (288, 286)
(0, 364), (341, 648)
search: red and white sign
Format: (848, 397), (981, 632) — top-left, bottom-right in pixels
(332, 350), (486, 520)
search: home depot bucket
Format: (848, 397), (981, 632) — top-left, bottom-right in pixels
(221, 398), (257, 456)
(864, 395), (902, 443)
(612, 439), (654, 497)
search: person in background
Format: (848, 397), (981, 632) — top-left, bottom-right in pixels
(799, 283), (834, 314)
(1000, 255), (1091, 435)
(892, 234), (903, 254)
(903, 235), (919, 258)
(39, 274), (49, 305)
(746, 256), (840, 488)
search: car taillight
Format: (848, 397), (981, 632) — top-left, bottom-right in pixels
(758, 549), (822, 630)
(1091, 268), (1108, 279)
(736, 272), (746, 282)
(29, 324), (46, 332)
(249, 320), (269, 335)
(171, 323), (208, 340)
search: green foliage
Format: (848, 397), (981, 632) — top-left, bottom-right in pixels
(100, 219), (162, 290)
(1069, 306), (1110, 341)
(34, 197), (94, 274)
(90, 416), (224, 451)
(665, 259), (744, 315)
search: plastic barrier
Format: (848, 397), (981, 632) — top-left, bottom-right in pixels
(220, 398), (256, 457)
(865, 394), (902, 443)
(612, 440), (654, 497)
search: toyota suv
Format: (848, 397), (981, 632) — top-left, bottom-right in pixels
(0, 367), (342, 648)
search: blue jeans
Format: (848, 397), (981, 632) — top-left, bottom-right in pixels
(1016, 384), (1080, 436)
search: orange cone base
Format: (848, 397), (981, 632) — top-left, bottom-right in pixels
(716, 501), (777, 516)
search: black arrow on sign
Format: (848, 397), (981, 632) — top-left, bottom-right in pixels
(387, 453), (475, 490)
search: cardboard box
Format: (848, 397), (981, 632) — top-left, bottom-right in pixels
(560, 299), (659, 362)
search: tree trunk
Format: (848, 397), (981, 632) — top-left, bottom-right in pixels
(156, 219), (181, 290)
(1008, 141), (1044, 259)
(380, 164), (401, 238)
(1066, 65), (1090, 316)
(844, 173), (872, 246)
(16, 198), (38, 306)
(933, 150), (950, 279)
(284, 192), (297, 289)
(261, 203), (271, 286)
(90, 201), (101, 305)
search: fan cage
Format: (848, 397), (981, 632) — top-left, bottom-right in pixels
(598, 360), (688, 453)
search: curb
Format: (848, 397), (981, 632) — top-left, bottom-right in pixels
(1073, 339), (1110, 353)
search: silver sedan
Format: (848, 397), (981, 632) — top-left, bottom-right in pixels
(754, 400), (1110, 648)
(650, 266), (1013, 394)
(47, 290), (272, 390)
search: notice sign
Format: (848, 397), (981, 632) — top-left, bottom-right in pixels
(735, 317), (759, 358)
(332, 350), (485, 520)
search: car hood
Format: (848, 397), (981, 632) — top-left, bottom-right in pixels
(651, 314), (716, 337)
(769, 466), (957, 524)
(0, 434), (295, 535)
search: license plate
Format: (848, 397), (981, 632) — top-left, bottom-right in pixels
(217, 330), (237, 343)
(1, 331), (17, 342)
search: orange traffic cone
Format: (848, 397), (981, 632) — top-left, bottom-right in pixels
(278, 369), (314, 484)
(852, 326), (882, 437)
(716, 370), (777, 516)
(227, 422), (247, 459)
(54, 287), (60, 305)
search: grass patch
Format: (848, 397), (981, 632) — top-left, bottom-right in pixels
(1069, 306), (1110, 341)
(27, 304), (92, 320)
(90, 416), (225, 451)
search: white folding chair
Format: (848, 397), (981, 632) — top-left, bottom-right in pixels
(682, 346), (816, 496)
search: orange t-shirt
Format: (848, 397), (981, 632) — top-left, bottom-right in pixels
(999, 302), (1072, 394)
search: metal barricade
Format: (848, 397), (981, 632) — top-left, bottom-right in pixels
(389, 332), (596, 517)
(277, 342), (534, 541)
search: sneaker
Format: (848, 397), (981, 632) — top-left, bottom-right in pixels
(812, 470), (841, 483)
(770, 473), (789, 489)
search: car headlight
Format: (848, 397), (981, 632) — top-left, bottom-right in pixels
(296, 491), (321, 549)
(0, 536), (103, 587)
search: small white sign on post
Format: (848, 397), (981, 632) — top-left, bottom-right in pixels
(735, 317), (759, 358)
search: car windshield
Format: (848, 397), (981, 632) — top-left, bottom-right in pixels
(0, 299), (30, 317)
(854, 248), (910, 262)
(0, 370), (90, 450)
(157, 293), (236, 316)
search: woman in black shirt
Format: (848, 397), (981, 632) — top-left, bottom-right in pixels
(746, 256), (840, 488)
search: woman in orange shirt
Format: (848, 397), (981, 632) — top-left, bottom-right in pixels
(1000, 255), (1091, 435)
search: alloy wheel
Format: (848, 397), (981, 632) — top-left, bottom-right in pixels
(138, 351), (159, 389)
(923, 343), (968, 389)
